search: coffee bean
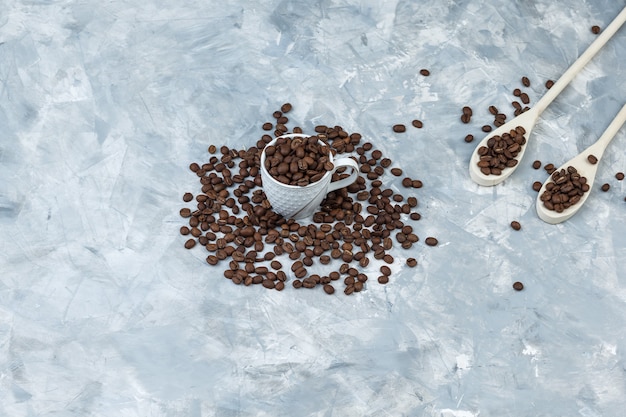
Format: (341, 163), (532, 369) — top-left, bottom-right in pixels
(481, 125), (492, 133)
(513, 281), (524, 291)
(411, 179), (423, 188)
(262, 122), (273, 131)
(616, 172), (624, 180)
(391, 168), (403, 176)
(378, 275), (389, 284)
(393, 124), (406, 133)
(539, 165), (590, 212)
(406, 258), (417, 267)
(184, 239), (196, 249)
(601, 183), (610, 192)
(461, 114), (471, 124)
(420, 69), (430, 76)
(532, 181), (542, 192)
(425, 237), (438, 246)
(323, 284), (335, 294)
(462, 106), (473, 116)
(183, 192), (193, 202)
(292, 280), (303, 288)
(412, 120), (423, 128)
(532, 160), (541, 169)
(591, 25), (601, 34)
(208, 145), (217, 154)
(510, 221), (521, 231)
(380, 265), (391, 276)
(587, 154), (598, 164)
(180, 208), (192, 218)
(464, 134), (474, 143)
(280, 103), (292, 113)
(520, 93), (530, 105)
(545, 79), (554, 89)
(521, 76), (530, 87)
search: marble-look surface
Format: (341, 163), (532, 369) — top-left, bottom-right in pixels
(1, 1), (625, 416)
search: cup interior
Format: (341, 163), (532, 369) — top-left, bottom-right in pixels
(260, 134), (335, 189)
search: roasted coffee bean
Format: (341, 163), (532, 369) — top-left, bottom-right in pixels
(545, 79), (554, 89)
(344, 285), (355, 295)
(532, 181), (542, 192)
(510, 221), (521, 231)
(521, 76), (530, 87)
(420, 69), (430, 76)
(393, 124), (406, 133)
(183, 192), (193, 202)
(591, 25), (601, 34)
(532, 160), (541, 169)
(601, 183), (610, 192)
(180, 226), (190, 235)
(461, 114), (471, 124)
(391, 168), (403, 176)
(482, 125), (492, 132)
(540, 165), (589, 212)
(587, 154), (598, 164)
(180, 208), (192, 218)
(402, 177), (412, 187)
(425, 237), (438, 246)
(616, 172), (625, 180)
(464, 134), (474, 143)
(262, 279), (275, 289)
(275, 281), (285, 291)
(406, 258), (417, 267)
(208, 145), (217, 154)
(292, 280), (303, 288)
(184, 239), (196, 249)
(513, 281), (524, 291)
(323, 284), (335, 294)
(262, 122), (273, 131)
(380, 265), (391, 276)
(520, 93), (530, 105)
(411, 180), (423, 188)
(378, 275), (389, 284)
(412, 120), (423, 128)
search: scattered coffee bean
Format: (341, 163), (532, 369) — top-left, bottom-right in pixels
(521, 76), (530, 87)
(412, 119), (423, 128)
(544, 163), (555, 174)
(532, 160), (541, 169)
(545, 79), (554, 89)
(378, 275), (389, 284)
(425, 237), (438, 246)
(262, 122), (273, 131)
(616, 172), (624, 180)
(464, 134), (474, 143)
(180, 103), (433, 296)
(406, 258), (417, 267)
(510, 221), (521, 231)
(587, 154), (598, 164)
(513, 281), (524, 291)
(481, 125), (492, 133)
(591, 25), (601, 34)
(208, 145), (217, 154)
(520, 93), (530, 105)
(532, 181), (542, 192)
(393, 124), (407, 133)
(601, 183), (610, 192)
(281, 103), (292, 113)
(323, 284), (335, 294)
(513, 88), (521, 97)
(420, 69), (430, 76)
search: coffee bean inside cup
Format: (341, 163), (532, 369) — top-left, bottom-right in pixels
(263, 135), (334, 186)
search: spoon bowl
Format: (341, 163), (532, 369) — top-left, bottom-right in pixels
(536, 103), (626, 224)
(468, 108), (539, 186)
(469, 6), (626, 186)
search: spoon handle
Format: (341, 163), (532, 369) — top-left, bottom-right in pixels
(586, 103), (626, 159)
(534, 6), (626, 114)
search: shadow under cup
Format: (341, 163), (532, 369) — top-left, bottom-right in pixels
(260, 134), (359, 220)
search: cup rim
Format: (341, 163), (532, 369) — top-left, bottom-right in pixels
(260, 133), (335, 189)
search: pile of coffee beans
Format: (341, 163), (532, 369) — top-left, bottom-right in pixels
(263, 135), (334, 186)
(539, 166), (589, 212)
(475, 126), (527, 176)
(179, 103), (437, 295)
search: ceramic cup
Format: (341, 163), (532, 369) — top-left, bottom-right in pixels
(260, 133), (359, 220)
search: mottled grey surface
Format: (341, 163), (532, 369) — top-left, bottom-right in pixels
(1, 0), (626, 416)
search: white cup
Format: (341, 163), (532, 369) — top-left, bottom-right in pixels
(260, 133), (359, 220)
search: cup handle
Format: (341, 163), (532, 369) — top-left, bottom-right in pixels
(326, 157), (360, 193)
